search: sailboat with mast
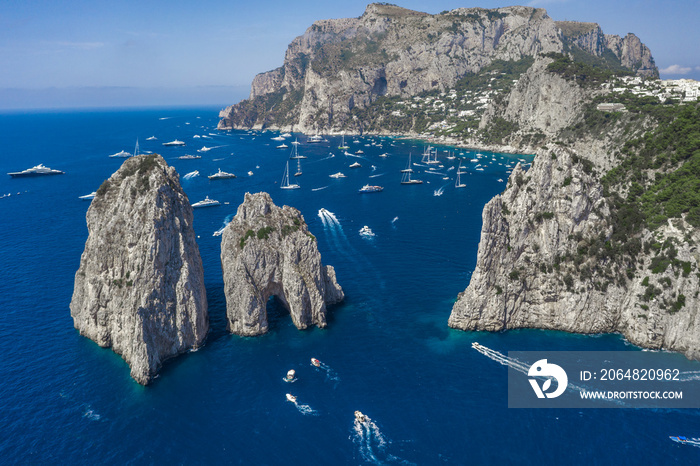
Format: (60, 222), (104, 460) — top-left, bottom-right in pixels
(280, 161), (300, 189)
(294, 157), (302, 177)
(338, 134), (349, 150)
(401, 154), (423, 185)
(455, 161), (467, 188)
(289, 140), (306, 159)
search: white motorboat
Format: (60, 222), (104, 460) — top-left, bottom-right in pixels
(191, 196), (220, 208)
(208, 168), (236, 180)
(329, 172), (346, 178)
(79, 191), (97, 200)
(163, 139), (186, 146)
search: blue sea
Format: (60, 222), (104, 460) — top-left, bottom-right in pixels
(0, 107), (698, 464)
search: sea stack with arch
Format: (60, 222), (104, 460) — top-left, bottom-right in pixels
(220, 192), (344, 336)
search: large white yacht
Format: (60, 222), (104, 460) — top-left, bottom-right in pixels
(191, 196), (220, 208)
(8, 164), (64, 177)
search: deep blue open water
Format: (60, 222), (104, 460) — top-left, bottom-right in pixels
(0, 107), (698, 464)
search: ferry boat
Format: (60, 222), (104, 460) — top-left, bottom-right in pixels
(162, 139), (186, 146)
(191, 196), (220, 208)
(358, 184), (383, 193)
(8, 164), (65, 177)
(208, 168), (236, 180)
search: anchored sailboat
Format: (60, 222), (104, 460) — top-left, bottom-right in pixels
(280, 161), (300, 189)
(401, 154), (423, 185)
(455, 161), (466, 188)
(294, 157), (302, 177)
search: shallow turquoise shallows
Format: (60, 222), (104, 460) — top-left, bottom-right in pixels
(0, 107), (697, 464)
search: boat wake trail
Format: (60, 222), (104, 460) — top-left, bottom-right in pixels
(368, 173), (384, 178)
(353, 417), (388, 464)
(352, 417), (412, 465)
(472, 343), (625, 405)
(433, 183), (449, 196)
(213, 214), (234, 236)
(318, 208), (385, 292)
(312, 186), (328, 192)
(313, 361), (341, 387)
(290, 400), (319, 416)
(183, 170), (199, 180)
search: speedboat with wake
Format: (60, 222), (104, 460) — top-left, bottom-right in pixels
(8, 164), (64, 177)
(285, 370), (296, 382)
(79, 191), (97, 200)
(286, 394), (297, 403)
(359, 226), (375, 237)
(354, 411), (369, 423)
(311, 358), (321, 367)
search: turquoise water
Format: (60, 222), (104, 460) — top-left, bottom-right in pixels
(0, 107), (698, 464)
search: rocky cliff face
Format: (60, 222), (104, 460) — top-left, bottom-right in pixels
(480, 57), (590, 136)
(70, 154), (208, 385)
(556, 21), (657, 78)
(448, 147), (700, 359)
(219, 3), (657, 133)
(449, 53), (700, 358)
(220, 192), (343, 336)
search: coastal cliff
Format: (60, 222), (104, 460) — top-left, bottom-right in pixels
(220, 192), (343, 336)
(70, 154), (208, 384)
(218, 3), (656, 133)
(449, 52), (700, 358)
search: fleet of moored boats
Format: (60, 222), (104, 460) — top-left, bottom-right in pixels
(6, 131), (526, 213)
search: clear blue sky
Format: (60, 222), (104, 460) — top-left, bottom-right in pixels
(1, 0), (698, 109)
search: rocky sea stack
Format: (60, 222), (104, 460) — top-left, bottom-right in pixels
(70, 154), (208, 385)
(220, 192), (343, 336)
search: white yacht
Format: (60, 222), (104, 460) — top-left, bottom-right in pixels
(162, 139), (186, 146)
(455, 162), (466, 188)
(79, 191), (97, 200)
(197, 146), (212, 152)
(329, 172), (346, 178)
(349, 162), (361, 168)
(208, 169), (236, 180)
(177, 154), (202, 160)
(276, 143), (289, 149)
(8, 164), (65, 177)
(307, 135), (323, 143)
(109, 150), (131, 158)
(191, 196), (220, 208)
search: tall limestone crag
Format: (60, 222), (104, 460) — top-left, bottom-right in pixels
(220, 192), (343, 336)
(218, 3), (656, 133)
(70, 154), (208, 385)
